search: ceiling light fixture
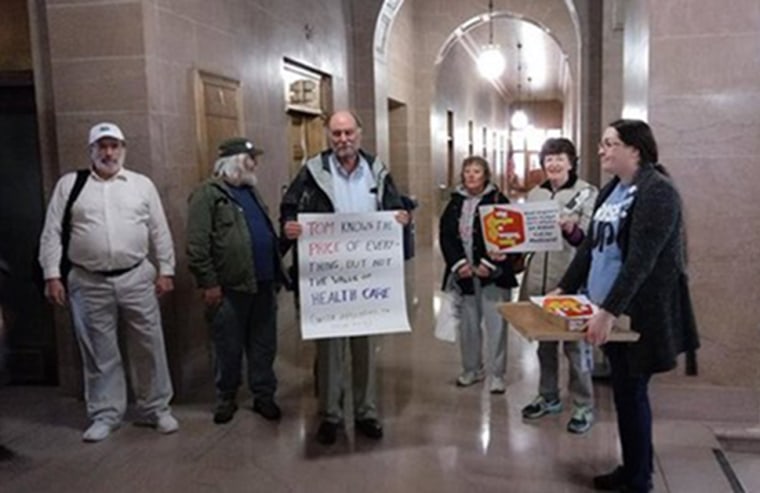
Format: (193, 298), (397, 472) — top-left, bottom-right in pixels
(510, 42), (529, 129)
(476, 0), (506, 80)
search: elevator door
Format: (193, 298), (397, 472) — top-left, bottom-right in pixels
(0, 79), (55, 383)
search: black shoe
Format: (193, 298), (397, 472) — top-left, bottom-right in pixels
(316, 421), (338, 445)
(593, 466), (625, 491)
(593, 467), (652, 492)
(213, 400), (238, 424)
(619, 486), (653, 493)
(0, 444), (16, 462)
(354, 418), (383, 439)
(253, 399), (282, 421)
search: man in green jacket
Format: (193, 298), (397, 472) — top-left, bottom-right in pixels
(187, 137), (288, 424)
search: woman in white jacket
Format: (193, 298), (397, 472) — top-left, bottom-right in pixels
(520, 138), (599, 434)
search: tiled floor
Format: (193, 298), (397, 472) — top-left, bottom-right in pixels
(0, 248), (757, 492)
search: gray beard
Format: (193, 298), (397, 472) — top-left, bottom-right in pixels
(91, 150), (126, 176)
(239, 171), (258, 187)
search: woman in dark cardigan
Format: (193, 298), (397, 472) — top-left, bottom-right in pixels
(556, 119), (699, 493)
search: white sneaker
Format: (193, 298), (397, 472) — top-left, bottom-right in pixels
(136, 413), (179, 434)
(456, 369), (485, 387)
(155, 414), (179, 434)
(82, 421), (117, 442)
(489, 376), (506, 394)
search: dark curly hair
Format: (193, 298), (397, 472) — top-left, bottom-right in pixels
(609, 119), (667, 175)
(539, 137), (578, 174)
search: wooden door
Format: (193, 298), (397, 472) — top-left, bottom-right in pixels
(288, 112), (325, 179)
(194, 71), (243, 180)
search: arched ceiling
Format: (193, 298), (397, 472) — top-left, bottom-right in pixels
(437, 14), (570, 103)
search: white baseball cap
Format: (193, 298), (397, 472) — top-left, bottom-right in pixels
(88, 122), (125, 145)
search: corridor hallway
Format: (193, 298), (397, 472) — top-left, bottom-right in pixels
(0, 247), (755, 492)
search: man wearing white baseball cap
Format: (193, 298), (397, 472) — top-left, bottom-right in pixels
(88, 122), (125, 144)
(38, 122), (178, 442)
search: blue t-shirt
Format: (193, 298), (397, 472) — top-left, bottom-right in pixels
(586, 182), (636, 305)
(227, 185), (275, 282)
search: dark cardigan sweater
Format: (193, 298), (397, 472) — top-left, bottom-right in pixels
(439, 186), (518, 295)
(558, 163), (699, 375)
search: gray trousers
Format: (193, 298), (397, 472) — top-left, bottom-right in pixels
(317, 336), (377, 424)
(455, 281), (508, 378)
(537, 340), (594, 407)
(68, 262), (173, 426)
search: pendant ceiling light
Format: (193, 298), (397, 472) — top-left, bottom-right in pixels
(510, 42), (529, 129)
(477, 0), (506, 80)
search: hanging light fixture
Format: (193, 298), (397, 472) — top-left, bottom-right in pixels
(510, 42), (529, 129)
(477, 0), (506, 80)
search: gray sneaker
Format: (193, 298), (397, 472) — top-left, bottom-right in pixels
(489, 376), (506, 394)
(521, 395), (563, 419)
(456, 369), (485, 387)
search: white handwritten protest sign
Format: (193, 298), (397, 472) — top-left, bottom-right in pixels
(297, 212), (411, 339)
(479, 201), (562, 253)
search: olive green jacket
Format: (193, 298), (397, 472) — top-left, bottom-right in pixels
(186, 178), (288, 293)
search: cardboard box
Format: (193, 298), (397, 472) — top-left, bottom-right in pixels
(498, 302), (639, 342)
(529, 295), (596, 331)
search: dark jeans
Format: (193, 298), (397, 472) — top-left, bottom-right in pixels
(605, 343), (653, 492)
(209, 283), (277, 402)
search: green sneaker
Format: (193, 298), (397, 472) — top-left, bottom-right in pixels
(567, 406), (594, 434)
(521, 395), (562, 419)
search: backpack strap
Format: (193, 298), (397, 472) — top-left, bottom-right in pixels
(60, 169), (90, 280)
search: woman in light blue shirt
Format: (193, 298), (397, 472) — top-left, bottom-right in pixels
(557, 120), (699, 493)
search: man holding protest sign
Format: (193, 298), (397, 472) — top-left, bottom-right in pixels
(280, 110), (409, 445)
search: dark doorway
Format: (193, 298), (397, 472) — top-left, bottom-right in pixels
(0, 72), (56, 384)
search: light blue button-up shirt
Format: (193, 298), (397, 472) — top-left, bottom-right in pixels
(329, 154), (378, 213)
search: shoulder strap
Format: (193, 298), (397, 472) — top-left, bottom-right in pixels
(61, 169), (90, 264)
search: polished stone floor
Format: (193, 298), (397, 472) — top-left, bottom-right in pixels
(0, 248), (757, 492)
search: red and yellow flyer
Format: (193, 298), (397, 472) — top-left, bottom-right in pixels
(479, 201), (562, 253)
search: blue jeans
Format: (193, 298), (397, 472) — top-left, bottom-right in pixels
(605, 343), (653, 492)
(209, 283), (278, 402)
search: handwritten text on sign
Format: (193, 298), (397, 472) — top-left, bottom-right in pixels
(297, 212), (411, 339)
(479, 201), (562, 253)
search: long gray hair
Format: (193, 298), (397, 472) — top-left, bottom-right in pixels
(214, 153), (257, 186)
(214, 153), (247, 178)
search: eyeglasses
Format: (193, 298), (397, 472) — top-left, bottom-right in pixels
(598, 139), (624, 149)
